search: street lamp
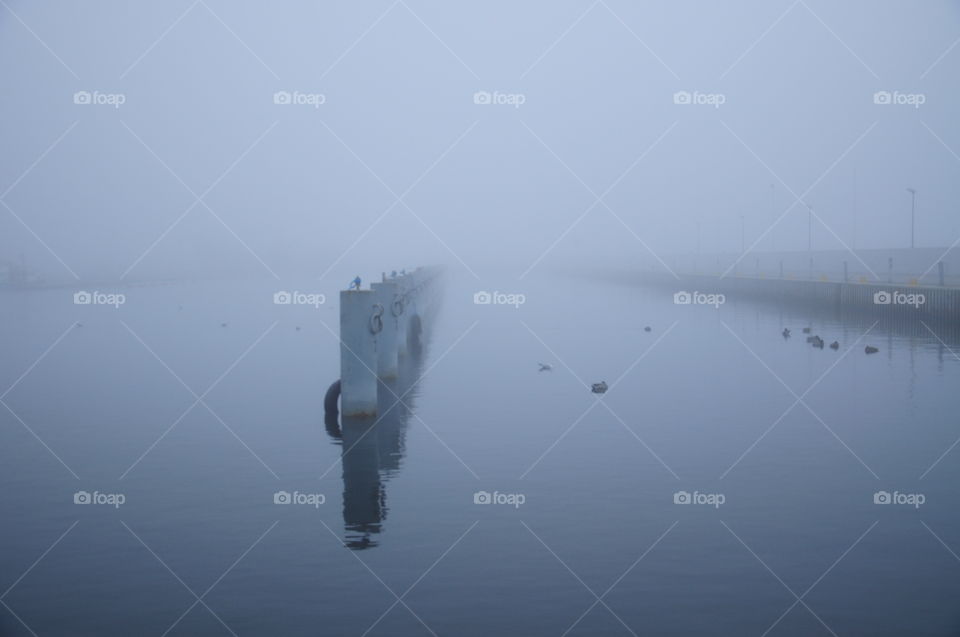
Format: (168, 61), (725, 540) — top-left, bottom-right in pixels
(906, 188), (916, 249)
(770, 183), (775, 251)
(740, 215), (745, 254)
(805, 202), (813, 280)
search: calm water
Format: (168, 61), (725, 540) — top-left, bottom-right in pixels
(2, 273), (960, 636)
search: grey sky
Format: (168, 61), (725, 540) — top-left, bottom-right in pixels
(1, 0), (958, 283)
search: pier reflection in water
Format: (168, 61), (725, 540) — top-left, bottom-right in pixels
(324, 338), (427, 550)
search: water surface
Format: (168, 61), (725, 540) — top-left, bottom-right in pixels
(1, 273), (959, 636)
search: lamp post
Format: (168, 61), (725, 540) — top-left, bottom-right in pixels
(740, 215), (745, 254)
(806, 202), (813, 280)
(906, 188), (916, 249)
(770, 183), (775, 251)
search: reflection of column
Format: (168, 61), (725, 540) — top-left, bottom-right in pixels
(340, 417), (386, 550)
(337, 345), (424, 550)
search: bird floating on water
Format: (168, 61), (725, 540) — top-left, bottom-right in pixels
(810, 335), (824, 348)
(591, 381), (608, 394)
(802, 327), (812, 334)
(221, 322), (228, 328)
(829, 341), (839, 350)
(865, 346), (879, 354)
(538, 363), (552, 372)
(782, 328), (791, 338)
(644, 326), (652, 332)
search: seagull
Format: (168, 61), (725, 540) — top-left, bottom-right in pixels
(591, 381), (608, 394)
(538, 363), (552, 372)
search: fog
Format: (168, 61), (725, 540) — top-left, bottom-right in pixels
(2, 1), (958, 285)
(6, 5), (960, 635)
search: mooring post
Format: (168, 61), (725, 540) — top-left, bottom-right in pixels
(339, 289), (379, 417)
(939, 261), (945, 287)
(403, 270), (421, 352)
(396, 273), (411, 357)
(371, 280), (399, 379)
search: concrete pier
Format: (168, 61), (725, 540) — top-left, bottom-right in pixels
(630, 270), (960, 323)
(338, 267), (443, 418)
(339, 289), (379, 417)
(370, 279), (400, 379)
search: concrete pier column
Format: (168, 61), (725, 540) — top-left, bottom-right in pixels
(340, 289), (379, 417)
(371, 280), (400, 379)
(395, 277), (410, 357)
